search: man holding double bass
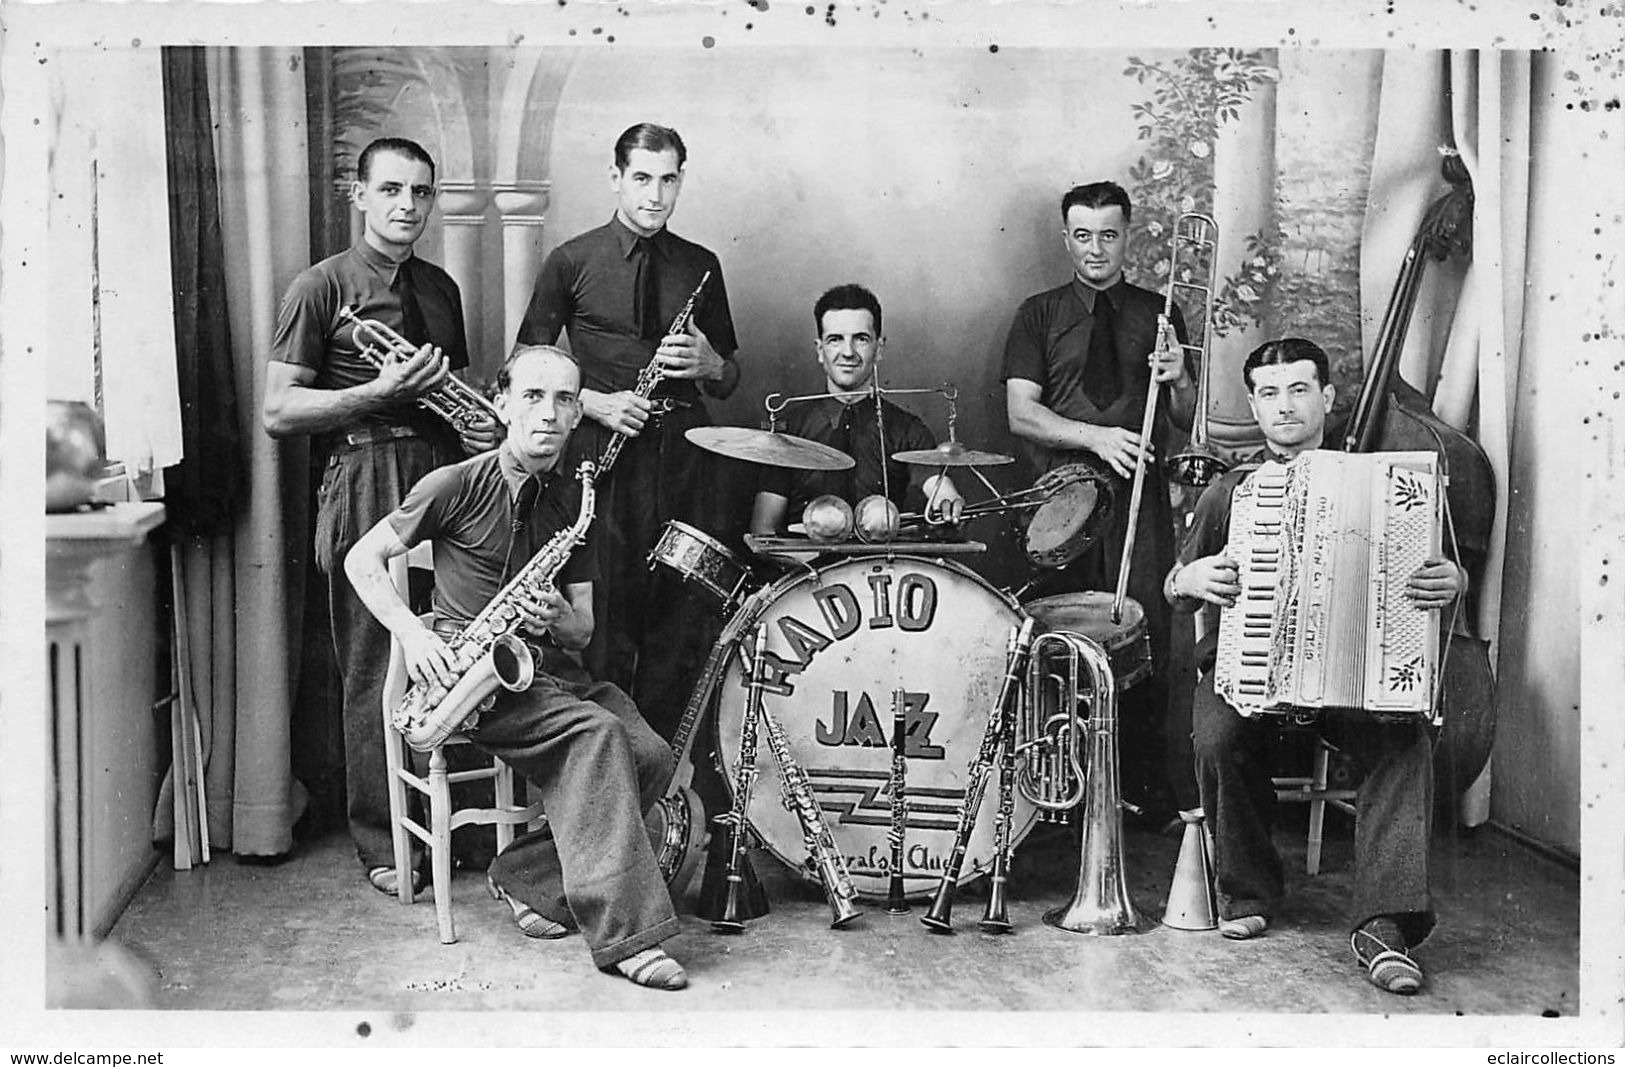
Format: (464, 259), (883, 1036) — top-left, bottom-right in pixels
(1001, 180), (1198, 825)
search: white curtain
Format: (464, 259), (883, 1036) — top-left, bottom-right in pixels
(154, 48), (313, 855)
(46, 48), (183, 482)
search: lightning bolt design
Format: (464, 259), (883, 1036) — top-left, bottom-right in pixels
(806, 768), (963, 831)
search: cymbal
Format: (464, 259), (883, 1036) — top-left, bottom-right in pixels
(892, 442), (1015, 468)
(685, 426), (855, 471)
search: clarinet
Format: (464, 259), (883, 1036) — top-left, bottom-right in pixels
(713, 624), (769, 933)
(757, 704), (864, 929)
(596, 270), (711, 479)
(978, 671), (1021, 934)
(884, 689), (911, 914)
(921, 617), (1037, 933)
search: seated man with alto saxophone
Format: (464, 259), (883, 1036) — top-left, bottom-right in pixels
(1165, 338), (1463, 995)
(344, 344), (689, 991)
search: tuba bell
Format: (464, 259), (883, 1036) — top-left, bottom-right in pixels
(1021, 631), (1140, 936)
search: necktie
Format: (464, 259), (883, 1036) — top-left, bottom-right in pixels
(1083, 289), (1121, 410)
(632, 237), (661, 341)
(501, 476), (542, 584)
(395, 262), (430, 348)
(835, 404), (859, 502)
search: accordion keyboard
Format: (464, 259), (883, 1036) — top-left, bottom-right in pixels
(1213, 463), (1290, 715)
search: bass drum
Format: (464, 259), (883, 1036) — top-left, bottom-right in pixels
(716, 555), (1038, 902)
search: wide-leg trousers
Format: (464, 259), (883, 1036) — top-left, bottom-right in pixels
(1192, 671), (1437, 946)
(478, 657), (680, 968)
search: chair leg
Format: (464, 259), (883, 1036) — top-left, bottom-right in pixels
(383, 738), (414, 905)
(493, 760), (516, 856)
(428, 746), (457, 944)
(1306, 743), (1331, 876)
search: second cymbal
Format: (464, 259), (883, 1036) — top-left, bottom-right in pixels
(686, 426), (855, 471)
(892, 441), (1015, 468)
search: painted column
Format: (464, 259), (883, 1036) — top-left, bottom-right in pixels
(491, 181), (550, 356)
(1208, 70), (1279, 441)
(436, 180), (490, 379)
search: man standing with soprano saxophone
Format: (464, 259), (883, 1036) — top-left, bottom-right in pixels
(264, 137), (500, 897)
(1166, 338), (1462, 995)
(517, 122), (741, 743)
(344, 344), (690, 991)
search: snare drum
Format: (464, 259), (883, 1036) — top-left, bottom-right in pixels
(1022, 591), (1151, 690)
(647, 520), (757, 615)
(715, 555), (1038, 901)
(1023, 463), (1116, 569)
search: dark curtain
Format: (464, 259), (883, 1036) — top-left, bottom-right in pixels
(161, 47), (243, 535)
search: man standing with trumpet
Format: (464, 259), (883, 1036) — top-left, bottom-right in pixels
(1001, 180), (1199, 827)
(517, 122), (741, 743)
(264, 137), (500, 897)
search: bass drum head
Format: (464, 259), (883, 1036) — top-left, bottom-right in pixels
(716, 556), (1037, 901)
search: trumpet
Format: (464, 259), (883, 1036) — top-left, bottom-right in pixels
(1162, 213), (1229, 488)
(339, 305), (503, 438)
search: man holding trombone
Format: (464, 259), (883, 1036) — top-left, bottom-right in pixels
(1001, 180), (1199, 827)
(263, 136), (500, 898)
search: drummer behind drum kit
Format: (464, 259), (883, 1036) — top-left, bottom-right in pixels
(645, 214), (1231, 936)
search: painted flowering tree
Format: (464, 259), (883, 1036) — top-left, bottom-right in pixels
(1120, 50), (1281, 342)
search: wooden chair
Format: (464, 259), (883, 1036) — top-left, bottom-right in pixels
(380, 547), (546, 944)
(1272, 736), (1357, 875)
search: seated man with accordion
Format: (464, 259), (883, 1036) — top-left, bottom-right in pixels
(1164, 338), (1463, 996)
(343, 344), (689, 991)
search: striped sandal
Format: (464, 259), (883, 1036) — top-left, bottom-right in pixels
(367, 866), (423, 898)
(487, 876), (570, 940)
(614, 948), (689, 991)
(1352, 923), (1424, 995)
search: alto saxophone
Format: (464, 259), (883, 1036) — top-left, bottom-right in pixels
(757, 701), (863, 929)
(596, 270), (711, 478)
(391, 461), (597, 752)
(339, 305), (504, 438)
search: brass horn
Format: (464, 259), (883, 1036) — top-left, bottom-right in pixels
(1162, 213), (1230, 488)
(1036, 632), (1141, 936)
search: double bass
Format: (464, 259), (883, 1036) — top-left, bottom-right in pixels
(1340, 151), (1497, 800)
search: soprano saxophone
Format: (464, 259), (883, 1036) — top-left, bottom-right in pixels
(339, 305), (503, 438)
(596, 270), (711, 478)
(757, 702), (863, 929)
(391, 461), (597, 752)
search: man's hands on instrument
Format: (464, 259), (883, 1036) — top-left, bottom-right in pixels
(1085, 424), (1149, 479)
(376, 342), (450, 401)
(514, 585), (573, 638)
(654, 323), (726, 382)
(925, 485), (966, 525)
(458, 409), (502, 455)
(1148, 315), (1191, 387)
(1173, 553), (1241, 607)
(400, 625), (458, 692)
(1405, 556), (1464, 608)
(584, 388), (652, 436)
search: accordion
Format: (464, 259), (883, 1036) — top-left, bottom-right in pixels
(1213, 450), (1444, 722)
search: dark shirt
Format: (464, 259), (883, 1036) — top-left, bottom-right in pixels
(271, 240), (469, 429)
(1001, 277), (1188, 474)
(517, 216), (738, 399)
(759, 394), (938, 525)
(388, 444), (598, 630)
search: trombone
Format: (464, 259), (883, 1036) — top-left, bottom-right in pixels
(1111, 211), (1228, 624)
(1163, 214), (1229, 487)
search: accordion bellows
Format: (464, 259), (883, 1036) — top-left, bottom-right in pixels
(1214, 450), (1444, 721)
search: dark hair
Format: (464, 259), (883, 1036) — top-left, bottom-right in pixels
(357, 137), (437, 184)
(813, 284), (883, 338)
(614, 123), (688, 171)
(1060, 181), (1133, 222)
(1242, 337), (1331, 391)
(498, 344), (581, 392)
